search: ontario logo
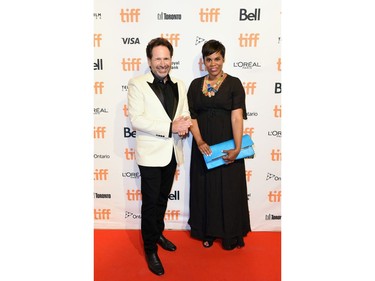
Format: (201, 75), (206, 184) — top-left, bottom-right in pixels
(125, 211), (141, 219)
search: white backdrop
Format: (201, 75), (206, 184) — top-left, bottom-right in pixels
(94, 0), (281, 231)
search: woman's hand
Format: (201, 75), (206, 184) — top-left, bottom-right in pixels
(197, 141), (211, 156)
(222, 149), (240, 164)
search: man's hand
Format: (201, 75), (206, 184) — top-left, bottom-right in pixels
(172, 116), (192, 137)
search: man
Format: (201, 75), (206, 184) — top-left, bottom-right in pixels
(127, 37), (191, 276)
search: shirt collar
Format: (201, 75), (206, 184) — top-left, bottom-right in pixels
(151, 71), (172, 85)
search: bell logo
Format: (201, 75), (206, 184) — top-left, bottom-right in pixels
(124, 127), (136, 138)
(275, 82), (282, 94)
(168, 190), (180, 200)
(239, 8), (261, 21)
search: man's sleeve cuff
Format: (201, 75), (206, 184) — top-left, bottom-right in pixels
(169, 122), (172, 138)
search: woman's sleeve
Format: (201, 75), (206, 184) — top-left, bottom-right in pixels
(187, 80), (198, 119)
(232, 77), (247, 120)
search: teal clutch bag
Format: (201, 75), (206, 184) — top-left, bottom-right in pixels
(203, 134), (255, 169)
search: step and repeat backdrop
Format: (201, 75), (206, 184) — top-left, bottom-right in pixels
(94, 0), (281, 231)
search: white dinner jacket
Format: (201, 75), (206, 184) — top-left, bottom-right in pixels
(127, 72), (190, 167)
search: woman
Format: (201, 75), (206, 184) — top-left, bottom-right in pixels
(187, 39), (251, 250)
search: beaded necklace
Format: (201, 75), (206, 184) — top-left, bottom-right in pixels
(202, 72), (224, 97)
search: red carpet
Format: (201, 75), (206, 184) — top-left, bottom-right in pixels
(94, 230), (281, 281)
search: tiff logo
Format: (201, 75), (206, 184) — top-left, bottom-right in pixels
(94, 169), (109, 180)
(174, 169), (180, 181)
(164, 210), (180, 220)
(94, 34), (102, 47)
(271, 149), (282, 161)
(245, 170), (252, 182)
(199, 8), (220, 22)
(243, 82), (256, 95)
(94, 126), (106, 139)
(94, 209), (111, 220)
(198, 58), (207, 72)
(273, 105), (282, 118)
(121, 58), (141, 71)
(124, 148), (136, 160)
(127, 189), (141, 201)
(120, 8), (140, 22)
(123, 104), (129, 117)
(94, 81), (104, 94)
(238, 33), (260, 47)
(243, 128), (254, 137)
(268, 191), (281, 203)
(160, 33), (180, 47)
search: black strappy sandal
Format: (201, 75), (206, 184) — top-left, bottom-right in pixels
(222, 237), (245, 250)
(202, 237), (214, 248)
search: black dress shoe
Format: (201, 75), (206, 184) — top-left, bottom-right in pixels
(157, 235), (177, 251)
(145, 252), (164, 276)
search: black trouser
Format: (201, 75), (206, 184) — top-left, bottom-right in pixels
(138, 153), (177, 254)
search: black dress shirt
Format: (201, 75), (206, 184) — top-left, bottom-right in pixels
(148, 72), (179, 137)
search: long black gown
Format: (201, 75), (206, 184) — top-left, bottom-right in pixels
(187, 74), (251, 241)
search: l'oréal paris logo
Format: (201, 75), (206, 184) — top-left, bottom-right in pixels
(233, 61), (261, 70)
(94, 108), (109, 115)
